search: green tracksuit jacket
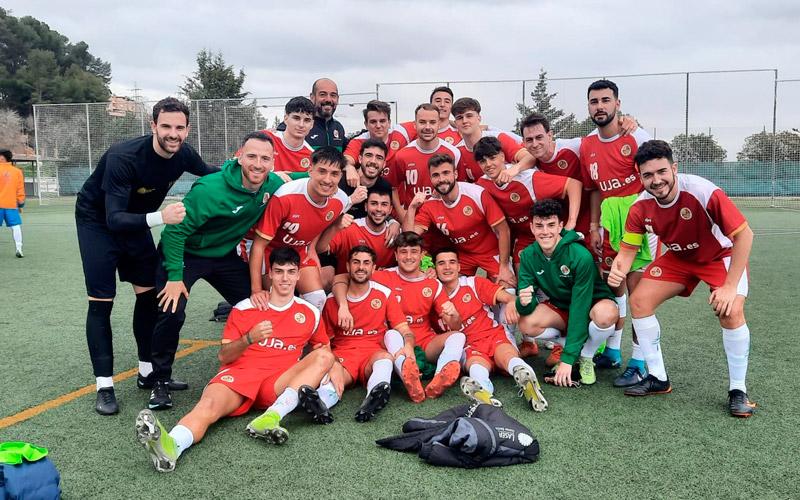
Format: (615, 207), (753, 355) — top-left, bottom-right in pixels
(515, 230), (616, 366)
(160, 159), (305, 281)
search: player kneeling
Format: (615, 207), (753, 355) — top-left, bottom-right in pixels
(433, 248), (547, 411)
(516, 199), (619, 387)
(135, 248), (334, 472)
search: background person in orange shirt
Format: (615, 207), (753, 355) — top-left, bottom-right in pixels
(0, 149), (25, 257)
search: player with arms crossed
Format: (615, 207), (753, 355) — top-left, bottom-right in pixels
(516, 199), (619, 387)
(608, 140), (756, 417)
(135, 248), (335, 472)
(323, 246), (425, 421)
(433, 248), (547, 411)
(580, 79), (654, 386)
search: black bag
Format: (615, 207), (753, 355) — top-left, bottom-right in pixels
(377, 403), (539, 468)
(209, 301), (233, 322)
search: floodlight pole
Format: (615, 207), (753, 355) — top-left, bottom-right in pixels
(33, 105), (43, 204)
(195, 101), (202, 157)
(685, 73), (689, 138)
(223, 106), (229, 156)
(771, 69), (778, 207)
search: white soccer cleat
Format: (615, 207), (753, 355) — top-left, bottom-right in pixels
(513, 365), (548, 412)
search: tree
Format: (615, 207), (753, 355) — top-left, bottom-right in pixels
(0, 108), (26, 151)
(670, 133), (727, 162)
(514, 68), (588, 138)
(0, 8), (111, 116)
(179, 50), (248, 100)
(737, 130), (800, 162)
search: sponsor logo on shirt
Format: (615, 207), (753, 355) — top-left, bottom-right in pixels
(221, 375), (234, 383)
(310, 134), (319, 139)
(536, 269), (545, 275)
(232, 205), (244, 214)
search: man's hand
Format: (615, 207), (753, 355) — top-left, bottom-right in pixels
(385, 220), (400, 246)
(338, 213), (354, 230)
(498, 264), (517, 287)
(349, 185), (368, 205)
(518, 285), (534, 307)
(409, 191), (427, 210)
(274, 171), (291, 183)
(619, 114), (638, 136)
(590, 230), (602, 256)
(250, 290), (270, 311)
(157, 281), (189, 313)
(18, 207), (23, 215)
(345, 164), (359, 188)
(709, 283), (738, 317)
(497, 164), (521, 184)
(161, 202), (186, 225)
(564, 219), (577, 231)
(248, 320), (273, 344)
(441, 301), (458, 321)
(504, 301), (520, 325)
(554, 361), (573, 387)
(338, 304), (354, 332)
(607, 259), (627, 288)
(328, 368), (346, 396)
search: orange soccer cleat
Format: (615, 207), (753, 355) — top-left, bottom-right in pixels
(401, 357), (426, 403)
(424, 361), (461, 399)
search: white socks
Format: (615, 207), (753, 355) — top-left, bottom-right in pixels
(435, 333), (465, 373)
(631, 315), (666, 381)
(383, 329), (405, 373)
(96, 376), (113, 391)
(367, 359), (393, 394)
(506, 357), (528, 375)
(317, 379), (340, 408)
(268, 387), (299, 419)
(138, 361), (153, 377)
(301, 290), (326, 311)
(468, 364), (493, 393)
(723, 324), (750, 392)
(169, 425), (194, 458)
(11, 225), (22, 249)
(581, 321), (616, 358)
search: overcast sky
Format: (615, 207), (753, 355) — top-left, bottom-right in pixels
(5, 0), (800, 156)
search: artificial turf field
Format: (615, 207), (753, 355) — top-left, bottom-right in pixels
(0, 203), (798, 499)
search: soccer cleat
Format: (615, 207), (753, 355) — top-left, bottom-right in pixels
(424, 361), (460, 399)
(298, 385), (333, 424)
(95, 387), (119, 415)
(135, 409), (178, 472)
(728, 389), (757, 418)
(593, 352), (621, 370)
(512, 365), (548, 412)
(355, 382), (391, 423)
(247, 410), (289, 444)
(579, 356), (596, 385)
(148, 380), (173, 410)
(613, 366), (646, 387)
(400, 357), (426, 403)
(624, 374), (672, 396)
(545, 344), (563, 367)
(460, 376), (502, 407)
(518, 340), (539, 358)
(15, 248), (23, 258)
(137, 374), (189, 391)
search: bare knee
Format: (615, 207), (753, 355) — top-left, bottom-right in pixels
(719, 309), (746, 329)
(591, 300), (619, 328)
(309, 348), (336, 370)
(517, 315), (545, 336)
(628, 291), (654, 317)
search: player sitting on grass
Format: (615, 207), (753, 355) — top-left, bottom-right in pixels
(135, 248), (335, 473)
(608, 140), (756, 417)
(432, 247), (548, 411)
(322, 245), (425, 422)
(516, 199), (619, 387)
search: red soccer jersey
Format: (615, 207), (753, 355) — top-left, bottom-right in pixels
(255, 178), (350, 254)
(414, 182), (505, 257)
(372, 268), (449, 336)
(322, 281), (407, 350)
(328, 219), (397, 273)
(456, 130), (524, 182)
(446, 276), (504, 342)
(221, 297), (327, 370)
(476, 167), (567, 242)
(580, 128), (651, 199)
(343, 126), (412, 175)
(259, 130), (315, 173)
(621, 174), (747, 264)
(438, 124), (462, 145)
(537, 138), (589, 234)
(388, 140), (462, 209)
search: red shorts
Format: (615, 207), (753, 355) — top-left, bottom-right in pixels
(459, 252), (501, 280)
(464, 328), (515, 372)
(541, 301), (570, 326)
(643, 252), (749, 297)
(513, 235), (535, 265)
(333, 346), (386, 386)
(412, 327), (437, 351)
(207, 366), (283, 417)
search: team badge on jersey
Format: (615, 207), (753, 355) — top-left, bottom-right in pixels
(650, 266), (663, 277)
(325, 210), (335, 221)
(560, 265), (570, 275)
(262, 192), (270, 205)
(221, 375), (234, 383)
(557, 159), (569, 170)
(463, 205), (473, 216)
(605, 256), (614, 267)
(136, 187), (156, 194)
(300, 158), (311, 169)
(371, 298), (382, 309)
(680, 208), (692, 220)
(445, 137), (454, 144)
(422, 287), (433, 298)
(620, 144), (632, 157)
(390, 140), (400, 150)
(462, 293), (472, 303)
(294, 312), (306, 324)
(510, 193), (521, 203)
(334, 130), (340, 139)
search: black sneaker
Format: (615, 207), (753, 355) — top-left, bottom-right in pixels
(354, 382), (390, 423)
(613, 366), (646, 387)
(95, 387), (119, 415)
(298, 385), (333, 424)
(148, 380), (173, 410)
(15, 249), (23, 258)
(624, 374), (672, 396)
(137, 373), (189, 391)
(728, 389), (757, 418)
(593, 352), (621, 369)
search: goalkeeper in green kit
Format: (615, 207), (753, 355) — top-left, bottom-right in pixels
(515, 199), (619, 387)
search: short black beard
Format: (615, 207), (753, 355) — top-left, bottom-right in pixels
(591, 113), (615, 127)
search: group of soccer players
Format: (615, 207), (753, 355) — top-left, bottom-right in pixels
(70, 77), (756, 473)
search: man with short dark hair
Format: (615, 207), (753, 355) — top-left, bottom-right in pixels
(75, 97), (216, 415)
(0, 148), (25, 257)
(429, 86), (461, 144)
(276, 78), (347, 152)
(343, 100), (412, 173)
(260, 97), (315, 172)
(339, 138), (394, 219)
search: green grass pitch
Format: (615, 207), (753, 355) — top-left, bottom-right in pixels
(0, 205), (798, 498)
